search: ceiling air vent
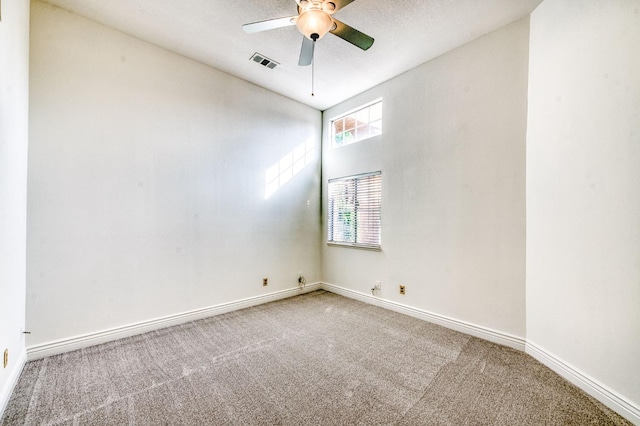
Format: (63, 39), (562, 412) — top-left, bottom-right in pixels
(250, 52), (279, 69)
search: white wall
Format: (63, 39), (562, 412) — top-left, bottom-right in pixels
(527, 0), (640, 419)
(27, 1), (321, 348)
(322, 19), (529, 340)
(0, 0), (30, 414)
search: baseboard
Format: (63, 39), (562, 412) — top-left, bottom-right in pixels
(0, 348), (27, 419)
(320, 283), (526, 351)
(27, 283), (321, 360)
(526, 341), (640, 425)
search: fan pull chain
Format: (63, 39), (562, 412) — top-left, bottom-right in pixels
(311, 43), (315, 97)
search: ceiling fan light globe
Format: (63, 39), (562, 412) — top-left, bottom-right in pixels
(296, 10), (333, 40)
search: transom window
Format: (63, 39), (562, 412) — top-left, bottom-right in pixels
(331, 100), (382, 148)
(328, 172), (382, 250)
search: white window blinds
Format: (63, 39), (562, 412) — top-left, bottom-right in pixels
(328, 172), (382, 249)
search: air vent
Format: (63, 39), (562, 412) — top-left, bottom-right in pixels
(250, 53), (279, 69)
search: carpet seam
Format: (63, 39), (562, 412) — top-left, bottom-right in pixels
(394, 336), (475, 425)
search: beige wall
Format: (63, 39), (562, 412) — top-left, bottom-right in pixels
(322, 18), (529, 340)
(27, 2), (322, 347)
(526, 0), (640, 418)
(0, 0), (30, 414)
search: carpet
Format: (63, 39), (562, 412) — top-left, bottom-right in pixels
(1, 290), (631, 425)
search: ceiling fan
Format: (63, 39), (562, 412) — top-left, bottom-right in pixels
(242, 0), (374, 66)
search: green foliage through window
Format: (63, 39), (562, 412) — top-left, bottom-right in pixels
(328, 172), (382, 249)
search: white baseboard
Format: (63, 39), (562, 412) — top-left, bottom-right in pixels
(320, 283), (526, 351)
(0, 348), (27, 420)
(27, 283), (321, 360)
(526, 341), (640, 425)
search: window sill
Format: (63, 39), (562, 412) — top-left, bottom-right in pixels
(327, 242), (382, 252)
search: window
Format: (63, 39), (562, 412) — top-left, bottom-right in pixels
(331, 100), (382, 148)
(328, 172), (382, 249)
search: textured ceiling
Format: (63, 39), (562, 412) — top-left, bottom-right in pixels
(40, 0), (543, 110)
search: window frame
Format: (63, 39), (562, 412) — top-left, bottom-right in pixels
(330, 99), (383, 149)
(327, 171), (382, 251)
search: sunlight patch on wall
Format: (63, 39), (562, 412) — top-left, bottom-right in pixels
(265, 139), (315, 199)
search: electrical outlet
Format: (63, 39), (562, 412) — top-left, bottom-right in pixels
(263, 277), (268, 286)
(375, 281), (381, 291)
(399, 285), (406, 295)
(3, 349), (8, 368)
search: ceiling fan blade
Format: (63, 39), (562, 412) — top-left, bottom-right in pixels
(242, 16), (296, 34)
(330, 19), (374, 50)
(332, 0), (356, 12)
(298, 36), (315, 66)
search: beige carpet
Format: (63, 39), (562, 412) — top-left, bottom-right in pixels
(1, 290), (631, 425)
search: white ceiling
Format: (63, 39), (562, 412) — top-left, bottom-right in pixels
(41, 0), (543, 111)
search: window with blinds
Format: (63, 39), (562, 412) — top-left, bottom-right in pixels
(327, 172), (382, 249)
